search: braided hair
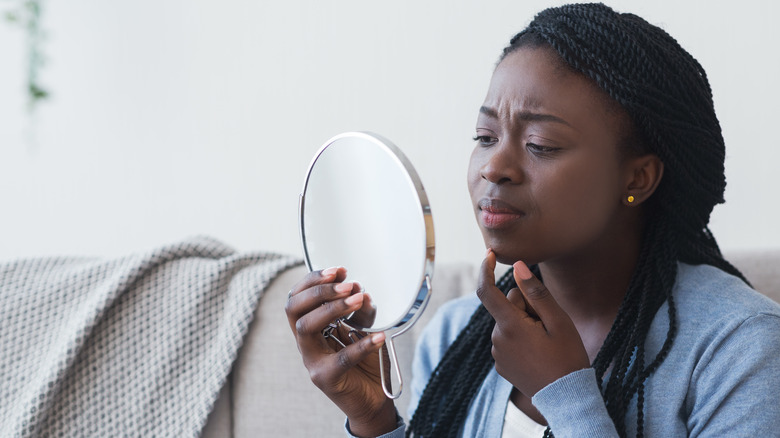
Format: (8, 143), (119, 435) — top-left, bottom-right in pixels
(407, 3), (748, 437)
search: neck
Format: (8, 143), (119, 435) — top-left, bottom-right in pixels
(537, 213), (644, 359)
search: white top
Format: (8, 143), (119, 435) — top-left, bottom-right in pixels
(501, 399), (548, 438)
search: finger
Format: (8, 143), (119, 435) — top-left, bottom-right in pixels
(513, 260), (566, 330)
(285, 277), (357, 332)
(505, 287), (527, 312)
(476, 249), (514, 322)
(327, 332), (386, 374)
(294, 291), (366, 344)
(288, 266), (345, 300)
(347, 291), (377, 329)
(506, 287), (540, 320)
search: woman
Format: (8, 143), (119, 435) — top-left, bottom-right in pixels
(285, 3), (780, 437)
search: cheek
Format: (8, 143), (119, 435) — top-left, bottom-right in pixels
(567, 167), (616, 206)
(539, 160), (620, 239)
(466, 149), (483, 199)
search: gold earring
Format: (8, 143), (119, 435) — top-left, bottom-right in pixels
(627, 195), (635, 203)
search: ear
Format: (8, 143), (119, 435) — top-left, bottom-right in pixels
(622, 154), (664, 206)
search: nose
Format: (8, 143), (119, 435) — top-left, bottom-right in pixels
(480, 140), (525, 185)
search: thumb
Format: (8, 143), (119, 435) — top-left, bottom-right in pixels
(513, 261), (567, 331)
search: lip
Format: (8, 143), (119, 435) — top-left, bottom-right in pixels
(478, 198), (525, 229)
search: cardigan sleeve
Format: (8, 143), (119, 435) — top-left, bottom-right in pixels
(685, 313), (780, 436)
(532, 368), (619, 438)
(533, 313), (780, 437)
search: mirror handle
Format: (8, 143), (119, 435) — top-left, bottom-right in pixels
(379, 335), (403, 399)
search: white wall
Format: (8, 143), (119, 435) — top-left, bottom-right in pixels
(1, 0), (778, 266)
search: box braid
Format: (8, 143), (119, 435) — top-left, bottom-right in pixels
(407, 267), (521, 437)
(407, 3), (749, 438)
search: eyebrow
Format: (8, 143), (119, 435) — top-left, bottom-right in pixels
(479, 106), (572, 127)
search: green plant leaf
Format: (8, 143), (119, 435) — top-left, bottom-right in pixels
(29, 84), (48, 100)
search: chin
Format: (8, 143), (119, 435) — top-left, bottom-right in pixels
(478, 225), (545, 266)
(492, 250), (519, 266)
(486, 240), (545, 267)
(485, 244), (520, 266)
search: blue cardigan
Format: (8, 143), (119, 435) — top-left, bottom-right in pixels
(348, 263), (780, 437)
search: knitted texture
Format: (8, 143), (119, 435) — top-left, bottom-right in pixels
(0, 236), (301, 437)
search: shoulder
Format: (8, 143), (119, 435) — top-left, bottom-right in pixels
(650, 262), (780, 381)
(645, 262), (780, 379)
(655, 264), (780, 435)
(673, 262), (780, 324)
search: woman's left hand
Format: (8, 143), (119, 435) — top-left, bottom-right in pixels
(476, 249), (590, 397)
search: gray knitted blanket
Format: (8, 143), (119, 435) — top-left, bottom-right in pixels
(0, 237), (301, 437)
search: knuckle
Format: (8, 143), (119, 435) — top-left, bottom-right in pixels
(475, 286), (489, 301)
(336, 349), (353, 369)
(524, 283), (549, 300)
(359, 336), (375, 354)
(308, 368), (329, 389)
(332, 297), (352, 314)
(294, 319), (309, 336)
(294, 271), (329, 295)
(314, 284), (330, 302)
(320, 299), (338, 316)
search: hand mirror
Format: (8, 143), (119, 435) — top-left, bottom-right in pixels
(299, 131), (434, 398)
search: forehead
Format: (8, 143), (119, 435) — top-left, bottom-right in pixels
(482, 47), (624, 128)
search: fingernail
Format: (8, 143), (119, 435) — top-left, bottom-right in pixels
(371, 333), (385, 344)
(514, 261), (533, 280)
(345, 293), (363, 306)
(321, 267), (340, 277)
(334, 282), (353, 294)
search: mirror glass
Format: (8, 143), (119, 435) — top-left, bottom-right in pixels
(299, 132), (434, 333)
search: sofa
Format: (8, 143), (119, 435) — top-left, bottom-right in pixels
(201, 251), (780, 437)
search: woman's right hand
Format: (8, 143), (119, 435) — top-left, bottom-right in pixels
(285, 266), (398, 437)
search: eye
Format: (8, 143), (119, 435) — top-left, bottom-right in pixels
(472, 135), (498, 146)
(526, 142), (561, 156)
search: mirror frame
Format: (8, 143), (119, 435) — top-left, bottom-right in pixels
(298, 131), (435, 335)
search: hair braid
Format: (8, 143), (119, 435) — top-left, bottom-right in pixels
(406, 269), (519, 437)
(409, 3), (747, 437)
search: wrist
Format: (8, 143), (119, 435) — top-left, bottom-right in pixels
(347, 399), (398, 438)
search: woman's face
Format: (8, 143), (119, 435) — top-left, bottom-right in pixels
(468, 47), (635, 266)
